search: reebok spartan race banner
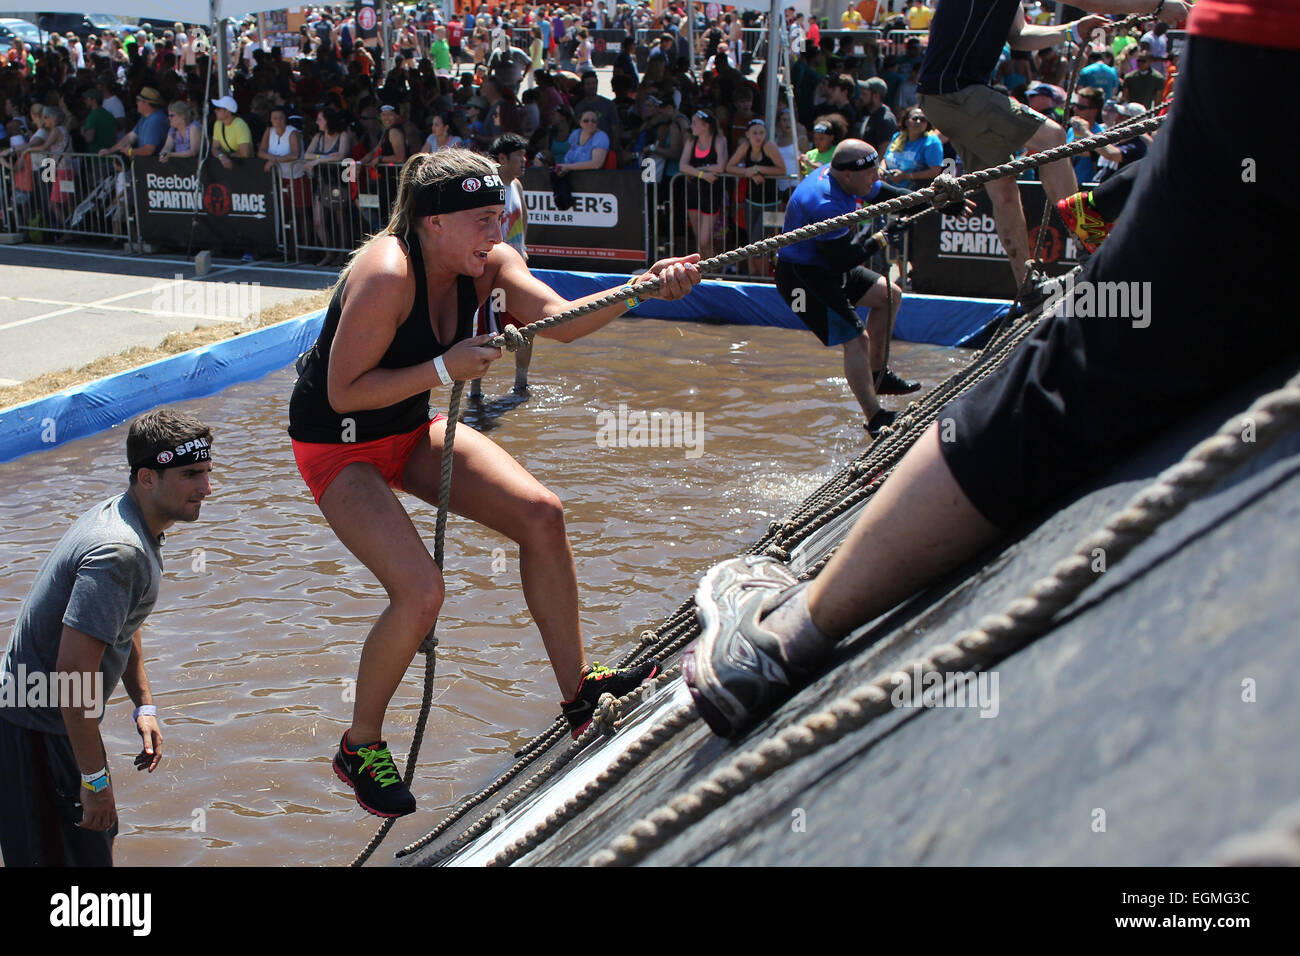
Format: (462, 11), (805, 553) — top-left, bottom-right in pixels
(910, 181), (1084, 298)
(134, 157), (280, 253)
(521, 168), (647, 274)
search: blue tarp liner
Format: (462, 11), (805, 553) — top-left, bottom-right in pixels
(0, 270), (1009, 463)
(541, 270), (1010, 347)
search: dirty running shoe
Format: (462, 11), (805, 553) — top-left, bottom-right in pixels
(875, 367), (922, 395)
(683, 556), (820, 738)
(333, 733), (417, 818)
(1056, 191), (1112, 253)
(864, 408), (897, 438)
(562, 660), (660, 739)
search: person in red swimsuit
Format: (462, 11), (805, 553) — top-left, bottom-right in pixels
(288, 149), (701, 817)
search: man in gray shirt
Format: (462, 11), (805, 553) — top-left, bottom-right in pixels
(0, 407), (213, 866)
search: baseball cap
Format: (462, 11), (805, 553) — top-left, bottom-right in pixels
(211, 95), (239, 112)
(1025, 82), (1066, 104)
(864, 77), (888, 96)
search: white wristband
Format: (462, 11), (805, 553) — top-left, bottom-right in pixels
(433, 354), (453, 387)
(133, 705), (157, 721)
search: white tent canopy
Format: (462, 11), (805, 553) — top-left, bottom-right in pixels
(0, 2), (222, 27)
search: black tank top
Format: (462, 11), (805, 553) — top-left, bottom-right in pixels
(917, 0), (1021, 96)
(288, 231), (478, 444)
(739, 143), (778, 205)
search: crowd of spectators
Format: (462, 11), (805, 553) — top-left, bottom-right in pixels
(0, 2), (1174, 273)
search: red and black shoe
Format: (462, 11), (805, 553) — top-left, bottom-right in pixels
(333, 732), (417, 818)
(561, 661), (660, 739)
(1056, 191), (1113, 253)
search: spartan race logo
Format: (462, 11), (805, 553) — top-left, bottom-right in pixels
(143, 171), (267, 218)
(203, 183), (231, 216)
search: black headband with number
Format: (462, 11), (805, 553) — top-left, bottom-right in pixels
(131, 436), (212, 475)
(414, 172), (507, 216)
(831, 151), (879, 170)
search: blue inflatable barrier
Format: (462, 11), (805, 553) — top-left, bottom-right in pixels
(534, 270), (1009, 346)
(0, 271), (1008, 463)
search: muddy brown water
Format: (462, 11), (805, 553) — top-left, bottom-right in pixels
(0, 320), (964, 866)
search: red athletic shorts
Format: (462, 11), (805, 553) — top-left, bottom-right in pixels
(292, 415), (446, 506)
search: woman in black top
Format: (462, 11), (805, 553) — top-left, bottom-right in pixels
(679, 109), (729, 262)
(725, 117), (787, 277)
(288, 150), (700, 818)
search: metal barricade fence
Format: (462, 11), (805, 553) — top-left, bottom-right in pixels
(662, 169), (795, 282)
(1, 150), (135, 245)
(885, 30), (929, 56)
(0, 157), (14, 236)
(286, 159), (402, 265)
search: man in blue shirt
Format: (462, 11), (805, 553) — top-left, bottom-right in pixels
(1067, 87), (1106, 185)
(1078, 50), (1120, 100)
(775, 139), (920, 438)
(99, 86), (169, 158)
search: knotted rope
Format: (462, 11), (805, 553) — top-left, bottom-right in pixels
(587, 369), (1300, 866)
(347, 382), (466, 867)
(396, 273), (1056, 863)
(356, 99), (1165, 866)
(486, 116), (1164, 354)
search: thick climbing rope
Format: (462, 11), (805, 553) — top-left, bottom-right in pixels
(397, 273), (1064, 864)
(585, 369), (1300, 866)
(408, 284), (1062, 866)
(364, 107), (1162, 866)
(347, 384), (467, 867)
(484, 115), (1163, 354)
(407, 667), (686, 865)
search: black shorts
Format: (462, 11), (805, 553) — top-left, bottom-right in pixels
(776, 259), (880, 347)
(939, 35), (1300, 530)
(685, 176), (725, 214)
(0, 717), (115, 866)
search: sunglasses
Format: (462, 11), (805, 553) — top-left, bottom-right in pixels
(907, 114), (927, 122)
(581, 116), (598, 123)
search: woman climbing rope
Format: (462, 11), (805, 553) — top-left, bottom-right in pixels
(288, 150), (701, 818)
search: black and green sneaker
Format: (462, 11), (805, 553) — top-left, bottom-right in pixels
(332, 733), (417, 818)
(561, 660), (660, 739)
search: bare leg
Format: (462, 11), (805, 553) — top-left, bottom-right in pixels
(401, 420), (587, 699)
(698, 211), (717, 260)
(686, 209), (702, 258)
(806, 423), (1000, 637)
(986, 175), (1031, 288)
(318, 463), (445, 744)
(858, 275), (902, 373)
(841, 332), (880, 420)
(1023, 119), (1076, 207)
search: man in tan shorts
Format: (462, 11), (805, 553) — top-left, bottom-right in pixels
(916, 0), (1189, 288)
